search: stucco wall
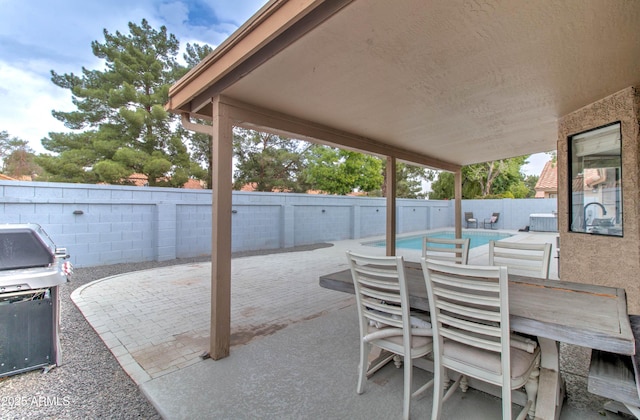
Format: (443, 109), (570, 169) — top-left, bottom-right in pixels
(558, 86), (640, 314)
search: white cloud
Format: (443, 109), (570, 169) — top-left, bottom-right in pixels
(0, 62), (73, 153)
(209, 1), (270, 24)
(523, 152), (554, 177)
(0, 0), (269, 152)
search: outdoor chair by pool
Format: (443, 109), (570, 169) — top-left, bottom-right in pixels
(489, 240), (552, 279)
(346, 251), (433, 420)
(465, 212), (478, 228)
(484, 212), (500, 229)
(422, 236), (470, 265)
(421, 259), (541, 420)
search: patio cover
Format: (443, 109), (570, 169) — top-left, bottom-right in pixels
(166, 0), (640, 358)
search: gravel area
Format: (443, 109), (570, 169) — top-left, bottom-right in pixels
(0, 244), (332, 419)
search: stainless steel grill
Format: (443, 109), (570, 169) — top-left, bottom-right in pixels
(0, 223), (71, 377)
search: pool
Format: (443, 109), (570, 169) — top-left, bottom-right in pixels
(367, 230), (513, 250)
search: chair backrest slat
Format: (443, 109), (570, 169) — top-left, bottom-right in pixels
(439, 314), (501, 337)
(436, 300), (502, 323)
(433, 286), (501, 308)
(428, 270), (497, 291)
(442, 329), (502, 353)
(359, 287), (401, 305)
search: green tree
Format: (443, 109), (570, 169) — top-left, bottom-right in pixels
(232, 129), (310, 192)
(507, 181), (530, 198)
(180, 43), (215, 188)
(378, 162), (428, 198)
(37, 19), (205, 187)
(302, 145), (383, 195)
(523, 175), (540, 197)
(0, 131), (26, 172)
(181, 43), (214, 69)
(467, 156), (528, 197)
(428, 156), (530, 199)
(0, 131), (41, 178)
(428, 171), (482, 199)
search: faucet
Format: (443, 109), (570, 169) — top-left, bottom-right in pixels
(583, 202), (607, 230)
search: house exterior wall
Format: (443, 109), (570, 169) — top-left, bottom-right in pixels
(0, 180), (556, 268)
(558, 86), (640, 314)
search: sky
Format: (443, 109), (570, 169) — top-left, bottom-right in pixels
(0, 0), (551, 177)
(0, 0), (268, 150)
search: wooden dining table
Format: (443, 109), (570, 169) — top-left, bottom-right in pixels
(319, 261), (636, 420)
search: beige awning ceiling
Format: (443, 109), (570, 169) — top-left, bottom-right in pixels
(167, 0), (640, 170)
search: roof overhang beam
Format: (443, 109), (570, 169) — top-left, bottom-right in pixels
(186, 96), (460, 172)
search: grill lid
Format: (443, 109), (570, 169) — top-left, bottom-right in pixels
(0, 226), (55, 271)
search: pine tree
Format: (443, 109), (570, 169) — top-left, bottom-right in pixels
(180, 43), (214, 188)
(37, 19), (204, 187)
(0, 131), (41, 178)
(232, 129), (310, 192)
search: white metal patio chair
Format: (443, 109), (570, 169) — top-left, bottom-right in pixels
(422, 236), (470, 265)
(421, 258), (541, 420)
(489, 240), (552, 279)
(346, 251), (433, 420)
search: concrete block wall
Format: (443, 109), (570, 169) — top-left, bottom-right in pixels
(0, 180), (556, 267)
(358, 204), (386, 238)
(176, 204), (212, 258)
(231, 203), (281, 252)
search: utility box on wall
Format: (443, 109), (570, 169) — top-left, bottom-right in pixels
(557, 86), (640, 314)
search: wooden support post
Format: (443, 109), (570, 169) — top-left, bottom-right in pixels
(454, 169), (462, 239)
(210, 97), (233, 360)
(386, 157), (397, 256)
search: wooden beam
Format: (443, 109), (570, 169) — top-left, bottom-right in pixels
(454, 169), (462, 239)
(181, 113), (212, 135)
(210, 97), (233, 360)
(386, 157), (397, 256)
(220, 97), (460, 172)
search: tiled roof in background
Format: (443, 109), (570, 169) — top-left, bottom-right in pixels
(534, 161), (557, 197)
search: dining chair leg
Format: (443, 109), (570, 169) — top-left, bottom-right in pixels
(431, 361), (444, 420)
(357, 341), (370, 394)
(460, 375), (469, 392)
(403, 355), (412, 420)
(394, 354), (402, 368)
(501, 382), (512, 420)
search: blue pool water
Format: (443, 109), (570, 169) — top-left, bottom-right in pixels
(368, 231), (513, 250)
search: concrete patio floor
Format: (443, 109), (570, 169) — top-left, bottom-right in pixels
(71, 230), (629, 419)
